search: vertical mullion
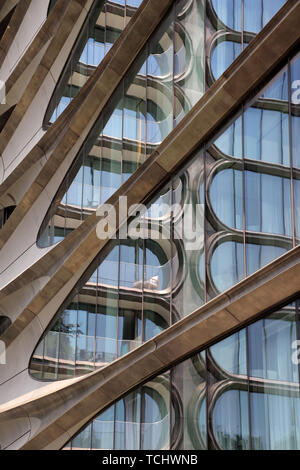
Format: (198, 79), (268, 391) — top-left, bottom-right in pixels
(205, 348), (210, 449)
(94, 263), (98, 371)
(204, 143), (209, 304)
(99, 120), (103, 206)
(241, 2), (247, 278)
(241, 0), (244, 50)
(169, 366), (174, 449)
(74, 293), (79, 377)
(203, 0), (207, 95)
(288, 59), (296, 247)
(104, 0), (107, 56)
(246, 326), (253, 450)
(139, 387), (143, 450)
(172, 1), (176, 129)
(142, 238), (146, 344)
(116, 239), (121, 360)
(81, 145), (86, 223)
(146, 23), (149, 153)
(41, 330), (46, 380)
(296, 300), (300, 404)
(56, 315), (62, 381)
(242, 105), (247, 279)
(113, 402), (116, 450)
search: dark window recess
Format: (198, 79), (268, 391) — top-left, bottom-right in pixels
(0, 106), (16, 133)
(0, 316), (11, 336)
(0, 5), (16, 43)
(0, 205), (16, 229)
(47, 0), (59, 15)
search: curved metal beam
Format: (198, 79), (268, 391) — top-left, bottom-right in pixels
(1, 241), (300, 448)
(1, 0), (300, 348)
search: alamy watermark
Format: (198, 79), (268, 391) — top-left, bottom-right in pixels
(291, 340), (300, 365)
(291, 80), (300, 105)
(96, 197), (204, 251)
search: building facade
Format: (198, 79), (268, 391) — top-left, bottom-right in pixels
(0, 0), (300, 450)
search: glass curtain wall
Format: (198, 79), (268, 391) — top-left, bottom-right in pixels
(45, 0), (143, 126)
(63, 298), (300, 450)
(0, 1), (285, 234)
(37, 0), (286, 247)
(30, 225), (176, 379)
(66, 373), (172, 450)
(207, 58), (295, 300)
(207, 0), (286, 83)
(29, 46), (300, 381)
(38, 0), (205, 248)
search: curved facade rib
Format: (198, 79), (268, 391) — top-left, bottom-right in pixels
(37, 0), (287, 249)
(45, 0), (143, 128)
(29, 1), (296, 385)
(30, 47), (300, 381)
(1, 0), (300, 452)
(37, 0), (205, 248)
(64, 298), (300, 450)
(28, 36), (300, 451)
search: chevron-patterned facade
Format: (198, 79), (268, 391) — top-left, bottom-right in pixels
(1, 0), (300, 450)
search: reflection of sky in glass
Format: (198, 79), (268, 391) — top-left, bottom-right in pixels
(210, 329), (247, 375)
(211, 41), (242, 80)
(210, 168), (243, 230)
(211, 0), (242, 31)
(212, 0), (286, 33)
(245, 170), (292, 236)
(213, 389), (250, 450)
(209, 241), (287, 294)
(244, 0), (286, 34)
(209, 240), (244, 293)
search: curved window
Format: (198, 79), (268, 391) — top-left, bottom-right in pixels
(213, 114), (243, 158)
(58, 298), (300, 450)
(244, 107), (289, 165)
(64, 378), (170, 450)
(245, 170), (292, 236)
(211, 387), (300, 451)
(248, 313), (299, 382)
(213, 69), (288, 160)
(208, 240), (287, 294)
(250, 390), (300, 450)
(243, 0), (286, 34)
(145, 178), (183, 220)
(209, 168), (243, 230)
(208, 0), (287, 89)
(211, 40), (242, 81)
(211, 0), (242, 31)
(210, 329), (247, 376)
(212, 389), (250, 450)
(245, 242), (287, 276)
(210, 0), (285, 34)
(46, 0), (143, 126)
(38, 1), (198, 248)
(214, 106), (289, 163)
(30, 239), (174, 380)
(208, 240), (244, 293)
(209, 167), (292, 237)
